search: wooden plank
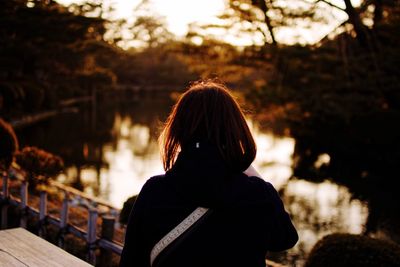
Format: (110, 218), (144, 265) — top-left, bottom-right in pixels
(59, 96), (93, 106)
(39, 191), (48, 237)
(99, 215), (115, 264)
(86, 208), (98, 265)
(39, 191), (47, 220)
(10, 110), (58, 129)
(0, 228), (93, 267)
(98, 239), (123, 255)
(50, 180), (119, 211)
(19, 182), (28, 228)
(1, 173), (9, 229)
(2, 172), (9, 198)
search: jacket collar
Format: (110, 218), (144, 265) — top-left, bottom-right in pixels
(167, 141), (236, 207)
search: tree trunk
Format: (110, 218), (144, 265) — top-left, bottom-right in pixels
(373, 0), (383, 27)
(252, 0), (277, 46)
(343, 0), (369, 46)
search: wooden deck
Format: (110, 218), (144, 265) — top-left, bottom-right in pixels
(0, 228), (93, 267)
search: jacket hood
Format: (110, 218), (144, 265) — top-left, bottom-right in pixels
(166, 141), (245, 208)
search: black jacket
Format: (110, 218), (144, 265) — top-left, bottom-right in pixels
(119, 142), (298, 267)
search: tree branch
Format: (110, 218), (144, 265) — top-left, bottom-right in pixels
(315, 0), (346, 12)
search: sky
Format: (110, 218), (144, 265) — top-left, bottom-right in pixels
(57, 0), (225, 36)
(56, 0), (356, 46)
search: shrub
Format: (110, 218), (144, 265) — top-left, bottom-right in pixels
(304, 233), (400, 267)
(15, 146), (64, 190)
(119, 195), (138, 225)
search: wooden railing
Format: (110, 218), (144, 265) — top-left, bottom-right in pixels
(0, 172), (124, 266)
(0, 171), (288, 267)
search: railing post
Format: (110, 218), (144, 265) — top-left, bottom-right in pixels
(58, 190), (69, 248)
(99, 215), (115, 266)
(39, 190), (48, 237)
(110, 208), (120, 228)
(1, 172), (9, 229)
(1, 171), (9, 198)
(20, 181), (28, 228)
(87, 208), (98, 265)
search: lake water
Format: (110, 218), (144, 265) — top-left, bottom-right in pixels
(16, 100), (370, 266)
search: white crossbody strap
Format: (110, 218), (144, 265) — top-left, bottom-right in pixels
(150, 207), (209, 266)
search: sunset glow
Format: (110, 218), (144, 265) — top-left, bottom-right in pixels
(57, 0), (225, 36)
(56, 0), (352, 45)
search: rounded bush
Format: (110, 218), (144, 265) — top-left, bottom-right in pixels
(304, 233), (400, 267)
(15, 146), (64, 189)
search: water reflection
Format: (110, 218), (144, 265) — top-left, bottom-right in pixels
(18, 103), (371, 265)
(80, 112), (369, 252)
(88, 117), (300, 208)
(280, 179), (368, 265)
(97, 114), (164, 208)
(250, 121), (295, 189)
(76, 111), (369, 265)
(247, 122), (369, 265)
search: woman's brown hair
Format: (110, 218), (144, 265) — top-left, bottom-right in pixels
(159, 80), (256, 172)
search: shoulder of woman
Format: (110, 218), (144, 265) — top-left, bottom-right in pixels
(146, 174), (166, 183)
(133, 175), (167, 208)
(227, 174), (282, 208)
(244, 174), (272, 187)
(242, 175), (280, 198)
(140, 174), (166, 190)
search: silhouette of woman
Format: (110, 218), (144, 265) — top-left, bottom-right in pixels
(120, 80), (298, 267)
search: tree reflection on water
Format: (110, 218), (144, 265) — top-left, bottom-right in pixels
(75, 109), (370, 265)
(280, 179), (368, 265)
(17, 100), (378, 265)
